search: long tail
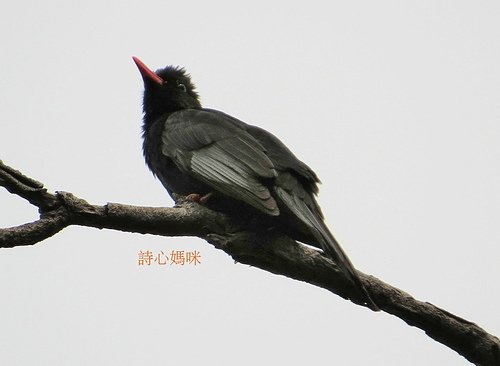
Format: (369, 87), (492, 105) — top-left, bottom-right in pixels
(312, 220), (380, 311)
(276, 187), (379, 311)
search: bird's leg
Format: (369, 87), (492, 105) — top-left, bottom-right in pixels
(185, 193), (201, 202)
(199, 192), (214, 204)
(185, 192), (214, 204)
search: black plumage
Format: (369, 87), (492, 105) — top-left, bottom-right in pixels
(134, 57), (378, 310)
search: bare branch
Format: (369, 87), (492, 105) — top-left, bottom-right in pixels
(1, 160), (499, 366)
(0, 160), (58, 211)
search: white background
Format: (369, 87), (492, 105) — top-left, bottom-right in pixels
(1, 1), (499, 365)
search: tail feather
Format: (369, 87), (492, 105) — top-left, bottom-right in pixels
(313, 222), (379, 311)
(275, 187), (379, 311)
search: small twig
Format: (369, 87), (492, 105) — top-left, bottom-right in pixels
(0, 160), (59, 211)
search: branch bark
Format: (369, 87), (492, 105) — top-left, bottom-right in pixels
(1, 160), (499, 366)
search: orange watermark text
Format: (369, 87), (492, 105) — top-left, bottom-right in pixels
(138, 250), (202, 266)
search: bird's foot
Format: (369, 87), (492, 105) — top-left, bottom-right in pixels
(185, 192), (214, 204)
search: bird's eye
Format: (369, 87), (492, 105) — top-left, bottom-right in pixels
(178, 83), (187, 92)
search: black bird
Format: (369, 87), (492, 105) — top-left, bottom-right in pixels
(133, 57), (378, 310)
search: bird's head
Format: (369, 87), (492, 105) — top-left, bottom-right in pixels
(133, 57), (202, 122)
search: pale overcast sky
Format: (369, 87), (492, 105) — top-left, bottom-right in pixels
(1, 1), (499, 365)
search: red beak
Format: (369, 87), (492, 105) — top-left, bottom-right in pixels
(132, 56), (164, 86)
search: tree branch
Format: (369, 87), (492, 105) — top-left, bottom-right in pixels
(1, 160), (499, 366)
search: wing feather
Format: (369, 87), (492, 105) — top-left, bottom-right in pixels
(161, 109), (279, 215)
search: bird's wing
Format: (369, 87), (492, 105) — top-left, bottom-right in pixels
(161, 109), (279, 216)
(245, 124), (324, 217)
